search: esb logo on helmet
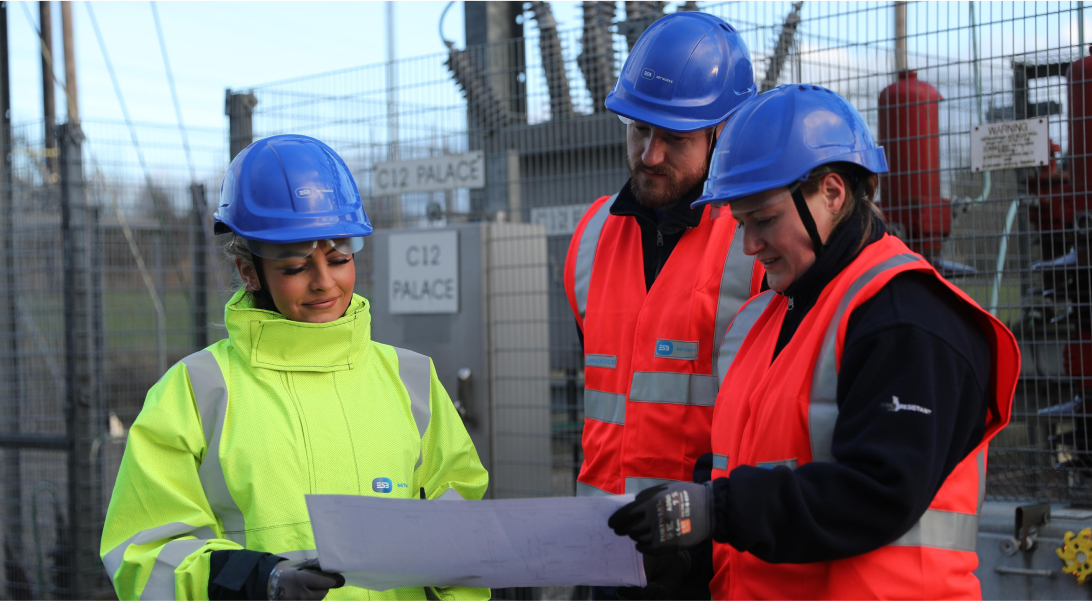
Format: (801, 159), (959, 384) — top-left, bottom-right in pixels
(642, 68), (656, 80)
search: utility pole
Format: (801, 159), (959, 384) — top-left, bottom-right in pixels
(386, 1), (401, 227)
(60, 0), (78, 122)
(894, 1), (908, 72)
(40, 1), (56, 176)
(0, 3), (29, 599)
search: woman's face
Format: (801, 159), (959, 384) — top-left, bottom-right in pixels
(236, 244), (356, 323)
(730, 173), (846, 293)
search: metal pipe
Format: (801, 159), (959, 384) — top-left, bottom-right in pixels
(990, 199), (1020, 316)
(39, 1), (55, 175)
(60, 0), (77, 122)
(1081, 2), (1086, 58)
(895, 1), (908, 71)
(970, 1), (992, 205)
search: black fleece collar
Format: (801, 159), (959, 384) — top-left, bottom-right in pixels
(610, 179), (705, 235)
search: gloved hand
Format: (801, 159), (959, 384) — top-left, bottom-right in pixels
(608, 481), (714, 555)
(616, 551), (692, 600)
(267, 559), (345, 600)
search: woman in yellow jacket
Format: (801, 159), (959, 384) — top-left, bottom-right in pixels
(101, 134), (489, 601)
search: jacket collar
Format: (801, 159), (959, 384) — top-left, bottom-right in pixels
(224, 289), (371, 372)
(610, 179), (705, 235)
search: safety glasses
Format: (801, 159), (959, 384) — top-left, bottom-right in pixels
(241, 237), (365, 260)
(709, 183), (800, 221)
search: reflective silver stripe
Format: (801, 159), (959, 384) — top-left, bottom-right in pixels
(576, 481), (613, 497)
(625, 477), (681, 494)
(183, 350), (247, 547)
(977, 450), (986, 514)
(102, 522), (216, 580)
(585, 389), (626, 425)
(572, 196), (615, 320)
(712, 454), (728, 471)
(395, 346), (433, 470)
(140, 538), (208, 600)
(629, 372), (718, 407)
(717, 291), (776, 385)
(711, 226), (754, 381)
(756, 458), (797, 469)
(438, 488), (466, 500)
(889, 509), (980, 552)
(809, 254), (921, 463)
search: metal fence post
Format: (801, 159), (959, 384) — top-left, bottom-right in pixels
(0, 3), (28, 598)
(225, 90), (258, 161)
(59, 121), (102, 598)
(191, 184), (208, 350)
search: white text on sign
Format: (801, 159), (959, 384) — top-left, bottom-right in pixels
(374, 152), (485, 195)
(388, 230), (459, 314)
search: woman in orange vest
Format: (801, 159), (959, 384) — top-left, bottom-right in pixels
(607, 84), (1019, 599)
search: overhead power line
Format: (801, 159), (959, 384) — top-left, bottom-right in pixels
(149, 1), (195, 183)
(85, 2), (193, 311)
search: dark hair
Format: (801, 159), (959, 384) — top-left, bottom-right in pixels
(800, 162), (883, 251)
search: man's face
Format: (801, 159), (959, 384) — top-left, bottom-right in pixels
(626, 121), (715, 210)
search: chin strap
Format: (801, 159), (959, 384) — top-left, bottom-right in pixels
(789, 177), (869, 257)
(789, 182), (825, 256)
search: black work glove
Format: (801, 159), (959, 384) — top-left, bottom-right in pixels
(616, 551), (693, 600)
(608, 482), (714, 555)
(267, 559), (345, 600)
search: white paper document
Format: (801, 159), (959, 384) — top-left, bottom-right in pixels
(305, 494), (646, 591)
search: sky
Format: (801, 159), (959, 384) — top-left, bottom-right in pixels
(7, 1), (598, 132)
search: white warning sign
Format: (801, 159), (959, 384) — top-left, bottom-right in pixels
(970, 117), (1049, 172)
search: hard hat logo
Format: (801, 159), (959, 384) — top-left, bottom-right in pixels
(295, 187), (334, 198)
(641, 68), (655, 80)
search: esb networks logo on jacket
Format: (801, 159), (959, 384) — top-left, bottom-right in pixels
(372, 477), (393, 493)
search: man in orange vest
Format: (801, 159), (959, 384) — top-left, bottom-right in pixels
(563, 11), (759, 599)
(608, 85), (1019, 599)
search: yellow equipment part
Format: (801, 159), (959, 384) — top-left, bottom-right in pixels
(1057, 528), (1092, 584)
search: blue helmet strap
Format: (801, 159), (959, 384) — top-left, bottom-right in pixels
(790, 183), (825, 256)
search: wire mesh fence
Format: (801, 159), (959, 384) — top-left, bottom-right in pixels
(1, 1), (1090, 598)
(0, 118), (230, 599)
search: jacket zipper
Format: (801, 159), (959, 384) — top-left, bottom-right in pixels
(654, 230), (665, 280)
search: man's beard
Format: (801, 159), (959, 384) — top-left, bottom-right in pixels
(627, 156), (709, 210)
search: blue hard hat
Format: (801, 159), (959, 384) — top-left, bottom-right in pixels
(693, 84), (889, 207)
(605, 12), (756, 133)
(213, 134), (372, 243)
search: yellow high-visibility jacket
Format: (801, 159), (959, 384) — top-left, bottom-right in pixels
(101, 290), (490, 600)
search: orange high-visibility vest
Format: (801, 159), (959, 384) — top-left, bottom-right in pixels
(564, 194), (762, 496)
(709, 234), (1019, 600)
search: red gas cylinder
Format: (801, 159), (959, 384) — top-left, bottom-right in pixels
(1068, 46), (1092, 192)
(877, 70), (951, 256)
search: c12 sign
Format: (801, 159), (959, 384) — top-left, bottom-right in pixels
(374, 151), (485, 195)
(388, 230), (459, 315)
